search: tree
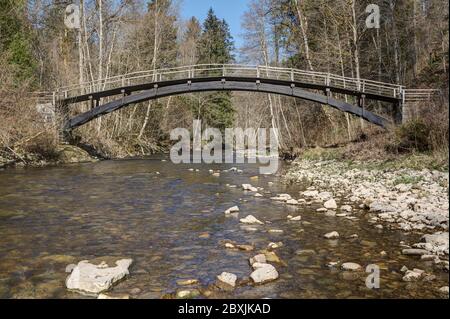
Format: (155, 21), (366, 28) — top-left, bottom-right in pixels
(196, 8), (235, 131)
(0, 0), (36, 84)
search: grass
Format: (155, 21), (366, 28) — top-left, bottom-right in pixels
(393, 175), (424, 185)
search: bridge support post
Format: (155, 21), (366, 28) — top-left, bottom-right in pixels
(55, 101), (71, 144)
(393, 102), (403, 125)
(325, 88), (331, 104)
(358, 94), (366, 130)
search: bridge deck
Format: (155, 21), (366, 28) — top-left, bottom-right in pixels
(36, 64), (414, 103)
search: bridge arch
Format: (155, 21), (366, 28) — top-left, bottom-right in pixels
(62, 77), (392, 131)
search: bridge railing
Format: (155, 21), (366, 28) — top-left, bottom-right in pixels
(403, 89), (443, 103)
(33, 64), (440, 104)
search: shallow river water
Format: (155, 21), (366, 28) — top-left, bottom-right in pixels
(0, 157), (447, 299)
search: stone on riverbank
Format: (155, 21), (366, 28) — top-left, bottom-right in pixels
(324, 199), (338, 210)
(420, 232), (449, 255)
(439, 286), (449, 295)
(56, 145), (97, 164)
(402, 269), (424, 282)
(284, 158), (449, 233)
(66, 258), (133, 295)
(402, 248), (429, 256)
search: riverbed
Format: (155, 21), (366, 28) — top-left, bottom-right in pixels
(0, 156), (448, 299)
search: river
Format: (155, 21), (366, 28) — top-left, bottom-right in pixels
(0, 156), (447, 298)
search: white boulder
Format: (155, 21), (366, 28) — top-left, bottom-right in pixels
(66, 258), (133, 295)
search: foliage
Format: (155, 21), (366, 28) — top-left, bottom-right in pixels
(0, 0), (36, 84)
(195, 8), (236, 132)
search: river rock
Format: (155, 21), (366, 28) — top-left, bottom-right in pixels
(217, 272), (237, 287)
(262, 251), (282, 263)
(402, 248), (429, 256)
(289, 215), (302, 221)
(341, 205), (353, 212)
(324, 199), (338, 210)
(421, 232), (449, 255)
(249, 254), (266, 266)
(324, 231), (339, 239)
(65, 264), (76, 273)
(295, 249), (316, 256)
(439, 286), (449, 295)
(56, 145), (96, 164)
(66, 258), (133, 295)
(224, 206), (240, 215)
(286, 199), (299, 205)
(176, 289), (200, 299)
(98, 293), (130, 299)
(176, 279), (199, 286)
(341, 262), (362, 271)
(268, 242), (283, 249)
(236, 244), (254, 251)
(250, 264), (279, 284)
(271, 194), (292, 201)
(303, 190), (319, 197)
(240, 215), (264, 225)
(268, 229), (283, 234)
(402, 270), (423, 282)
(242, 184), (258, 192)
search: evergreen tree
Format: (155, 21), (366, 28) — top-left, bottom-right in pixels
(0, 0), (36, 84)
(196, 8), (235, 131)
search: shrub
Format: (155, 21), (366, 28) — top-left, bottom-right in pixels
(387, 119), (431, 153)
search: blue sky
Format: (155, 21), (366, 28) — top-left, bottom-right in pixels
(180, 0), (250, 49)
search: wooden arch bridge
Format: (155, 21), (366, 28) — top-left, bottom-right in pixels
(34, 64), (441, 132)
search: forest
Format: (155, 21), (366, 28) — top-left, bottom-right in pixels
(0, 0), (448, 165)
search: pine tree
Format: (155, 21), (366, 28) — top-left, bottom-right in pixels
(196, 8), (235, 131)
(0, 0), (36, 84)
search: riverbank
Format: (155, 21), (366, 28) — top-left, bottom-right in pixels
(284, 146), (449, 264)
(0, 144), (98, 169)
